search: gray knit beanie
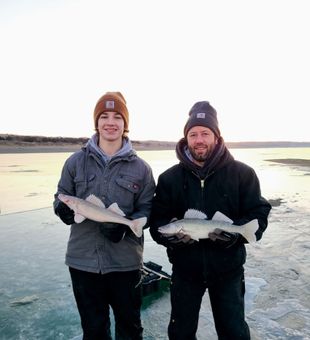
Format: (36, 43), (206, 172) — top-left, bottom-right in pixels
(184, 101), (220, 138)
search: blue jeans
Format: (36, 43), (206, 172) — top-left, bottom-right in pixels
(69, 267), (143, 340)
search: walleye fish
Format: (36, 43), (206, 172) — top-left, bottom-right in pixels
(158, 210), (259, 243)
(58, 193), (146, 237)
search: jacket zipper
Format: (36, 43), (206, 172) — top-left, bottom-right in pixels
(192, 171), (215, 207)
(200, 179), (205, 189)
(191, 172), (207, 202)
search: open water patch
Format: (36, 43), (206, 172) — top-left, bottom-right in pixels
(265, 158), (310, 166)
(10, 169), (39, 173)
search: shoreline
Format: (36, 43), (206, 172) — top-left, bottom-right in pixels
(0, 142), (176, 154)
(1, 136), (310, 156)
(1, 134), (310, 155)
(1, 144), (310, 161)
(0, 144), (83, 154)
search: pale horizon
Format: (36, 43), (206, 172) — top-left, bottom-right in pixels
(1, 1), (309, 143)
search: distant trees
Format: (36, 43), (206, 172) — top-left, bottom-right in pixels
(0, 134), (88, 144)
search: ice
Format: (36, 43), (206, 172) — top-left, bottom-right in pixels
(1, 207), (309, 339)
(248, 299), (310, 339)
(244, 277), (267, 312)
(0, 148), (310, 339)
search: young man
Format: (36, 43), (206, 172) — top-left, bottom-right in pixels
(150, 101), (271, 340)
(54, 92), (155, 340)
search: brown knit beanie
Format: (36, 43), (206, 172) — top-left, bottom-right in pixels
(184, 101), (220, 138)
(93, 92), (129, 133)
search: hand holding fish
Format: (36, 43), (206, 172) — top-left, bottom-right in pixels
(57, 193), (147, 238)
(164, 233), (195, 247)
(160, 217), (195, 248)
(158, 210), (259, 244)
(99, 222), (128, 243)
(55, 201), (75, 225)
(208, 228), (243, 248)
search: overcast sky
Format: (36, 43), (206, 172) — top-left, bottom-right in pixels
(1, 0), (309, 142)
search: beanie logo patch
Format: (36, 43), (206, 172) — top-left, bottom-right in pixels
(105, 100), (115, 109)
(196, 112), (206, 119)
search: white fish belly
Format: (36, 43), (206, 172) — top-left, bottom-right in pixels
(75, 201), (130, 226)
(179, 219), (244, 239)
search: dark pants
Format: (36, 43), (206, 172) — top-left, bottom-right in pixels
(168, 271), (250, 340)
(69, 267), (143, 340)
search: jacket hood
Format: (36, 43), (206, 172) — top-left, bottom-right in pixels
(87, 133), (136, 165)
(176, 137), (234, 178)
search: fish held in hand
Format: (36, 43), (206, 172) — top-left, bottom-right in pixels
(58, 193), (146, 237)
(158, 210), (259, 243)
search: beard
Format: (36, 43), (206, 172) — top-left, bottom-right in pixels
(188, 144), (216, 163)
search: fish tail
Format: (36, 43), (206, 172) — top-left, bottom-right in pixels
(58, 194), (74, 211)
(58, 193), (68, 204)
(130, 217), (147, 237)
(242, 219), (259, 243)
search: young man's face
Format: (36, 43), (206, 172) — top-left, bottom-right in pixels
(187, 126), (218, 165)
(97, 111), (125, 142)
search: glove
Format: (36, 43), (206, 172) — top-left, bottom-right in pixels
(55, 201), (75, 225)
(208, 228), (242, 249)
(99, 222), (129, 243)
(162, 233), (195, 249)
(159, 217), (195, 249)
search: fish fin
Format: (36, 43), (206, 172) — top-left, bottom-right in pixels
(86, 194), (105, 208)
(74, 213), (86, 223)
(242, 219), (259, 243)
(130, 217), (147, 237)
(108, 203), (126, 216)
(212, 211), (233, 224)
(184, 209), (207, 219)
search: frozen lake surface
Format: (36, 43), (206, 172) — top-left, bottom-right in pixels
(0, 148), (309, 339)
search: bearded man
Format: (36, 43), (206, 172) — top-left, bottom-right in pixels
(150, 101), (271, 340)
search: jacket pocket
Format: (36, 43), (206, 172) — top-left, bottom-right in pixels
(115, 176), (141, 194)
(108, 175), (142, 213)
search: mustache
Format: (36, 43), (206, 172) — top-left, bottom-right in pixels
(194, 143), (208, 148)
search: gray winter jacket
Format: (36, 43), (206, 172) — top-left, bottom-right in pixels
(54, 135), (155, 274)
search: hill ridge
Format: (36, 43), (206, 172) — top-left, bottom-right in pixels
(1, 133), (310, 151)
